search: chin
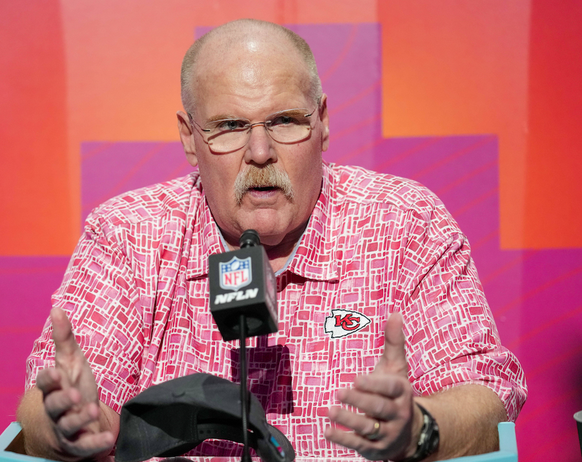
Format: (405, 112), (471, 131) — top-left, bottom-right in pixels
(251, 227), (286, 247)
(237, 212), (289, 242)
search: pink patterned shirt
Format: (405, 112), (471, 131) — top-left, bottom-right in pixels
(27, 162), (526, 459)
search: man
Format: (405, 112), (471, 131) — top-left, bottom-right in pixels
(17, 19), (526, 461)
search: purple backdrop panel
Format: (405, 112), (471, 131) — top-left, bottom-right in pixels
(81, 141), (191, 222)
(290, 23), (381, 172)
(0, 256), (70, 426)
(512, 249), (582, 461)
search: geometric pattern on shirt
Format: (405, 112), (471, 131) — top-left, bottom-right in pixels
(26, 162), (527, 459)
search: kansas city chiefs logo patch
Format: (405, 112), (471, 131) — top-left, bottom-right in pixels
(324, 309), (371, 338)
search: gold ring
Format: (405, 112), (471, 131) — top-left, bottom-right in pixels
(364, 420), (381, 441)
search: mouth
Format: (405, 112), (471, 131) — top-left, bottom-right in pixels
(249, 186), (278, 192)
(244, 185), (282, 202)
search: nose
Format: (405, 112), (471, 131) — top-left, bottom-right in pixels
(243, 122), (277, 165)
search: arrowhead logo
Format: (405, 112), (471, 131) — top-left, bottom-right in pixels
(324, 309), (371, 338)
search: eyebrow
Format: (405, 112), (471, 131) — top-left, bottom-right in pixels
(269, 108), (311, 118)
(206, 114), (242, 123)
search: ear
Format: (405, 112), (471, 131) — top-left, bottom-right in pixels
(177, 110), (198, 167)
(318, 94), (330, 152)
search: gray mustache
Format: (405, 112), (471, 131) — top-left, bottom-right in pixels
(234, 164), (294, 205)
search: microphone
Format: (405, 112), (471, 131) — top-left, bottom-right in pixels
(209, 230), (280, 462)
(209, 229), (278, 341)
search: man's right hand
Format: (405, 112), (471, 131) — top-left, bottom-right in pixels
(18, 307), (118, 461)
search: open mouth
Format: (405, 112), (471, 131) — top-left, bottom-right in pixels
(249, 186), (278, 192)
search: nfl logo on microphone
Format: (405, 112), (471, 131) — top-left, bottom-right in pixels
(219, 256), (252, 291)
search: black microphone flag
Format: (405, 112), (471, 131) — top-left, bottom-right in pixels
(208, 230), (278, 341)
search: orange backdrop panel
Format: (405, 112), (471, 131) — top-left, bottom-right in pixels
(524, 0), (582, 248)
(378, 0), (531, 249)
(0, 1), (72, 255)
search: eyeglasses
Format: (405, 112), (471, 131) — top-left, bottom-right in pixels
(188, 107), (316, 153)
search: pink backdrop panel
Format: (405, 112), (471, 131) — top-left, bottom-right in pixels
(0, 257), (69, 422)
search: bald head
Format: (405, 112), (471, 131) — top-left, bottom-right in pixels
(180, 19), (322, 114)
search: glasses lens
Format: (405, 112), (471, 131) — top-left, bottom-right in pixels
(267, 110), (313, 144)
(205, 119), (249, 153)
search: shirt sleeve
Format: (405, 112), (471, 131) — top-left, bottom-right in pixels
(25, 211), (145, 414)
(393, 196), (527, 422)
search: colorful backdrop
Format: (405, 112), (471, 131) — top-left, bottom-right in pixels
(1, 1), (581, 460)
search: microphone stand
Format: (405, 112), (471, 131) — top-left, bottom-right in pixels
(209, 229), (274, 461)
(239, 314), (251, 462)
(237, 230), (258, 461)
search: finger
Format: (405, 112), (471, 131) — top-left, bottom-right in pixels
(325, 425), (384, 460)
(57, 402), (101, 439)
(336, 388), (399, 421)
(36, 368), (63, 395)
(353, 374), (408, 399)
(374, 312), (408, 377)
(51, 307), (80, 359)
(58, 430), (116, 459)
(328, 405), (384, 438)
(44, 388), (81, 421)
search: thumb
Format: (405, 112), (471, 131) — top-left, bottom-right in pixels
(374, 312), (408, 378)
(51, 307), (99, 406)
(51, 307), (81, 362)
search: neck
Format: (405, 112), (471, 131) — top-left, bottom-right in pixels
(263, 241), (298, 273)
(221, 225), (306, 273)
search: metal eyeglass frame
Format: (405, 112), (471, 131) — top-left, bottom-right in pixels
(187, 107), (317, 153)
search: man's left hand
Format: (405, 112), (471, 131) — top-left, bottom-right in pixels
(325, 312), (422, 461)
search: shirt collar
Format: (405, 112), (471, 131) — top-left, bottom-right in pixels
(282, 162), (339, 281)
(186, 174), (225, 280)
(186, 162), (339, 282)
